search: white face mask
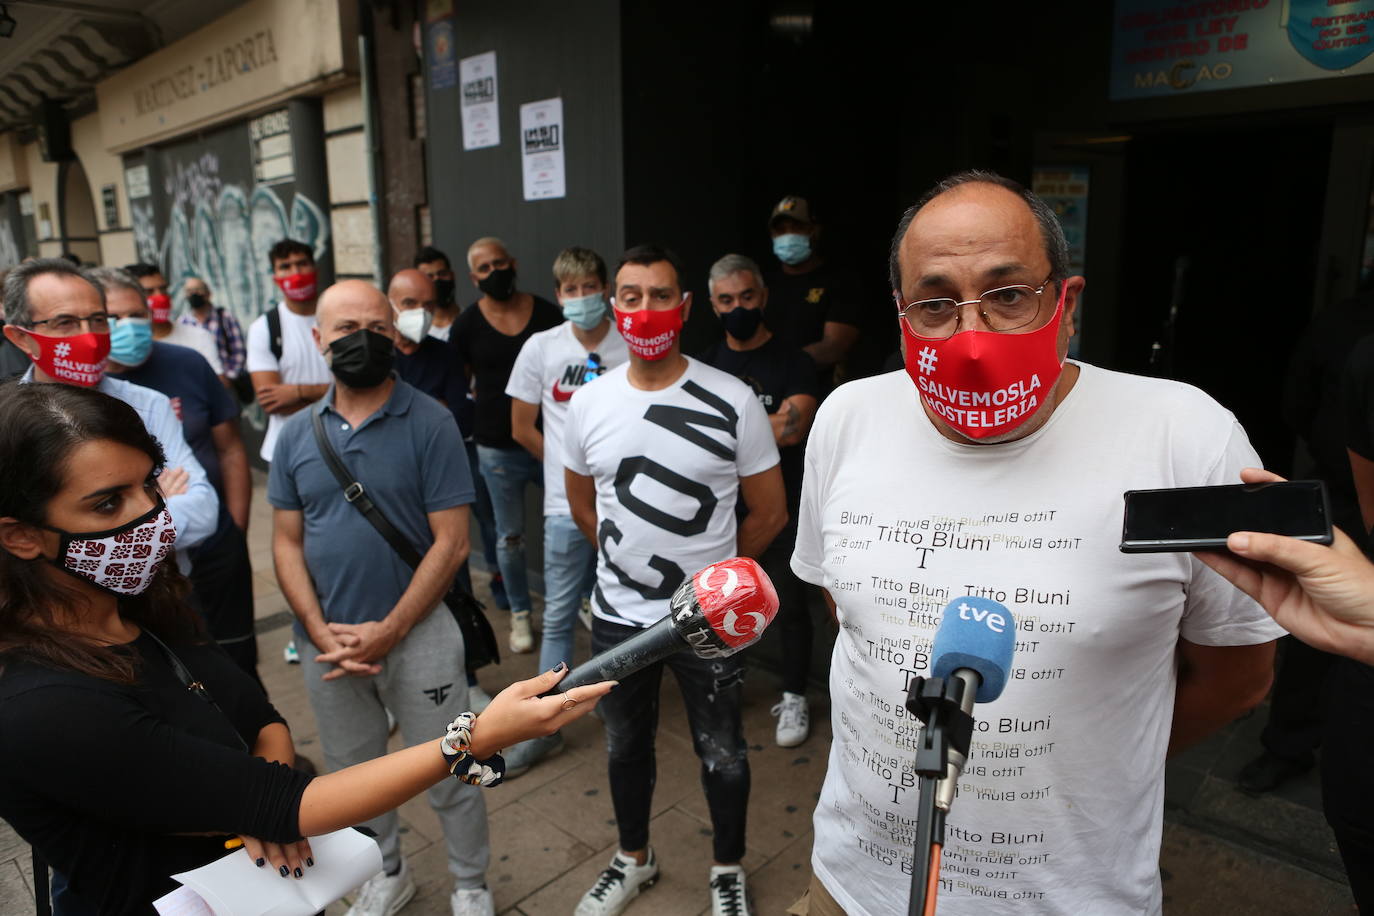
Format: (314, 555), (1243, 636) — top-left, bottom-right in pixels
(42, 496), (178, 596)
(394, 308), (433, 344)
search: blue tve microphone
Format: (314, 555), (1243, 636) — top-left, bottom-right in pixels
(930, 596), (1017, 703)
(928, 596), (1017, 812)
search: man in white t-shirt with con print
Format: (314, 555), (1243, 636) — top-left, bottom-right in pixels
(790, 171), (1283, 916)
(503, 246), (629, 775)
(245, 239), (334, 463)
(563, 245), (787, 916)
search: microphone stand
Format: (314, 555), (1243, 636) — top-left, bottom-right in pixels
(904, 674), (975, 916)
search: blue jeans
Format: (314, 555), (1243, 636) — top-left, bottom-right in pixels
(456, 441), (501, 597)
(475, 444), (543, 614)
(538, 514), (597, 672)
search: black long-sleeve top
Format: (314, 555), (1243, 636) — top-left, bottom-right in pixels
(0, 630), (312, 914)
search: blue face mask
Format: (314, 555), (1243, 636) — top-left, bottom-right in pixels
(561, 292), (608, 330)
(108, 317), (153, 367)
(772, 232), (812, 266)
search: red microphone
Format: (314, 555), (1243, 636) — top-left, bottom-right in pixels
(545, 557), (780, 694)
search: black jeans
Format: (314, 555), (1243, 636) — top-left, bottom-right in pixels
(592, 616), (750, 863)
(759, 521), (814, 695)
(1322, 657), (1374, 913)
(186, 509), (259, 682)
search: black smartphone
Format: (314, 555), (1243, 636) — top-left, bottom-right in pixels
(1120, 480), (1333, 553)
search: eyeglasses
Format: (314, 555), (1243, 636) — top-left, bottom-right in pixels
(896, 275), (1055, 340)
(584, 352), (604, 384)
(27, 313), (112, 335)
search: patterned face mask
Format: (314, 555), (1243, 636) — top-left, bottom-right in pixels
(42, 495), (178, 596)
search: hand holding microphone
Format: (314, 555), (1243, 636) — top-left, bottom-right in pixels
(544, 557), (781, 696)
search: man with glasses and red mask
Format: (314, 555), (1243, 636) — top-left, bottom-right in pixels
(789, 172), (1284, 916)
(563, 245), (787, 916)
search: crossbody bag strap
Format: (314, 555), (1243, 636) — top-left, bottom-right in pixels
(309, 408), (424, 570)
(141, 628), (250, 752)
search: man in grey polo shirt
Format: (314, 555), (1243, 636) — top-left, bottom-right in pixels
(269, 280), (494, 916)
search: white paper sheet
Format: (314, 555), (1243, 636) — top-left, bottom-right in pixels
(519, 97), (566, 201)
(157, 828), (382, 916)
(459, 51), (501, 150)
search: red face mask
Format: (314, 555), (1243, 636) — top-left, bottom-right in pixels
(22, 329), (111, 387)
(901, 284), (1067, 440)
(613, 302), (684, 361)
(275, 270), (318, 302)
(147, 293), (172, 324)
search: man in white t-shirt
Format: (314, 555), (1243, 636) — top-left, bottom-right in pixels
(790, 171), (1283, 916)
(503, 246), (629, 775)
(245, 239), (334, 462)
(564, 245), (787, 916)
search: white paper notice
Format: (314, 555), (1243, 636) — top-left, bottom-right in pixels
(519, 97), (566, 201)
(156, 828), (383, 916)
(459, 51), (500, 150)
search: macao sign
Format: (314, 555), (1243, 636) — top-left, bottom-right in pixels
(1111, 0), (1374, 100)
(134, 30), (280, 117)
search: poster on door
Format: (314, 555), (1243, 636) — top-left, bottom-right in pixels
(459, 51), (500, 149)
(1112, 0), (1374, 99)
(520, 97), (566, 201)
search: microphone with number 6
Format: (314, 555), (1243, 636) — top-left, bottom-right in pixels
(545, 557), (780, 695)
(927, 596), (1018, 811)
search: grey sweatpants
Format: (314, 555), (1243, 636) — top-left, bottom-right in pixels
(303, 606), (489, 887)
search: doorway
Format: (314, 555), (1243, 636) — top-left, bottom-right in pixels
(58, 157), (100, 264)
(1115, 124), (1332, 472)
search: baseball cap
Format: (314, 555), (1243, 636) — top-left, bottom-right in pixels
(769, 195), (814, 230)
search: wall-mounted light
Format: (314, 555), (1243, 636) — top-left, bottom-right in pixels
(0, 5), (17, 39)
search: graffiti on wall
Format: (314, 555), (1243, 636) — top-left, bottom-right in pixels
(0, 218), (20, 271)
(132, 150), (329, 331)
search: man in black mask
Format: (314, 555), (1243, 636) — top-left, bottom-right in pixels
(268, 279), (497, 914)
(451, 237), (562, 654)
(415, 245), (461, 343)
(698, 254), (822, 747)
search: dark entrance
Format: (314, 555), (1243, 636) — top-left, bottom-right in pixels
(1116, 124), (1332, 472)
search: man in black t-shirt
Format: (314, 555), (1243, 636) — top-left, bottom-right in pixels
(451, 237), (562, 654)
(762, 196), (860, 391)
(700, 253), (822, 748)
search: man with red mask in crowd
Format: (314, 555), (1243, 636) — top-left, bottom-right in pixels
(245, 240), (334, 464)
(788, 171), (1284, 916)
(124, 263), (224, 380)
(563, 245), (787, 916)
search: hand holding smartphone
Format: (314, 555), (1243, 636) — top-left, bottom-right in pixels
(1120, 480), (1333, 553)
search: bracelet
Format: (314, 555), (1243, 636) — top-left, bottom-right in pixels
(440, 711), (506, 787)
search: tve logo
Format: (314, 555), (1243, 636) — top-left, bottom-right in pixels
(957, 600), (1007, 634)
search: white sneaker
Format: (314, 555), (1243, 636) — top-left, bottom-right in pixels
(450, 886), (495, 916)
(283, 639), (300, 664)
(509, 611), (534, 653)
(346, 860), (416, 916)
(771, 692), (809, 747)
(578, 596), (594, 631)
(469, 684), (493, 714)
(575, 849), (659, 915)
(709, 865), (752, 916)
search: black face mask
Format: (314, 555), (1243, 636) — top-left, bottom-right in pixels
(327, 329), (394, 389)
(721, 306), (764, 341)
(477, 267), (517, 301)
(434, 277), (456, 306)
(187, 293), (209, 310)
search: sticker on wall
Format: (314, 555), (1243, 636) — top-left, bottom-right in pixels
(429, 21), (457, 92)
(459, 51), (500, 149)
(519, 97), (565, 201)
(125, 165), (150, 200)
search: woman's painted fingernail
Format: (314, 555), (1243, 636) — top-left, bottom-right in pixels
(255, 857), (265, 868)
(279, 865), (289, 877)
(294, 867), (303, 878)
(306, 857), (314, 867)
(550, 662), (567, 673)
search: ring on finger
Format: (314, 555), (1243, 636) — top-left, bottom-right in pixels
(561, 691), (579, 711)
